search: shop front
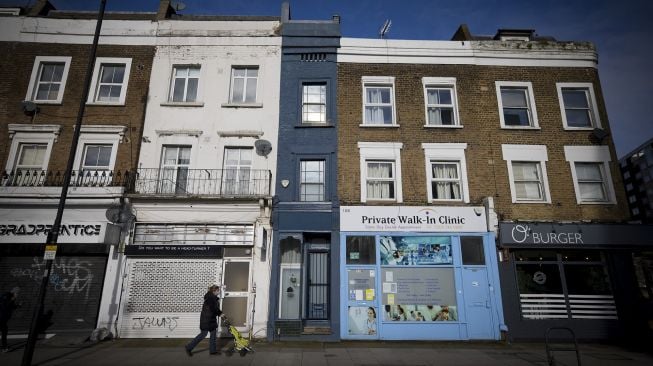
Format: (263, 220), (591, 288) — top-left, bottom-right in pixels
(0, 220), (117, 333)
(118, 223), (259, 338)
(340, 206), (505, 340)
(498, 222), (653, 343)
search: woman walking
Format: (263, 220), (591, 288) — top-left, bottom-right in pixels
(185, 285), (224, 356)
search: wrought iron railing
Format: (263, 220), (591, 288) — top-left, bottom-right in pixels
(129, 168), (271, 197)
(1, 169), (131, 188)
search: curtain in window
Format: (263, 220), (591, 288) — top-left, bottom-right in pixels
(426, 89), (454, 125)
(513, 162), (542, 199)
(365, 88), (391, 124)
(432, 164), (461, 199)
(576, 163), (606, 201)
(367, 162), (393, 199)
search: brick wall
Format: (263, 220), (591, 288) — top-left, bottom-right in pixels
(0, 42), (155, 173)
(337, 63), (630, 222)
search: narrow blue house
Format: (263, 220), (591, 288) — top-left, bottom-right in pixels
(268, 3), (341, 340)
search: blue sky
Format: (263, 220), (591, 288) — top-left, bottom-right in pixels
(6, 0), (653, 157)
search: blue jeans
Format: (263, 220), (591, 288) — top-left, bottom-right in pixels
(185, 329), (217, 354)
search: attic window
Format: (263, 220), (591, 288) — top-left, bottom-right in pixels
(300, 53), (327, 62)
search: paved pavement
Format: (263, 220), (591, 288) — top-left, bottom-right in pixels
(2, 334), (653, 366)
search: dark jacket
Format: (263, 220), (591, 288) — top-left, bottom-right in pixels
(0, 292), (18, 323)
(199, 292), (222, 331)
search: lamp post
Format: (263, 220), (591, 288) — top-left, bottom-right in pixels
(21, 1), (107, 365)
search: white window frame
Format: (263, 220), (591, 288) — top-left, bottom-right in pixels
(502, 144), (551, 203)
(301, 82), (327, 124)
(168, 65), (201, 103)
(358, 142), (403, 202)
(25, 56), (72, 104)
(422, 77), (462, 128)
(496, 81), (539, 129)
(72, 125), (125, 172)
(564, 146), (616, 204)
(422, 143), (470, 203)
(5, 124), (60, 173)
(556, 82), (602, 130)
(299, 159), (326, 202)
(87, 57), (132, 105)
(229, 66), (259, 104)
(361, 76), (398, 127)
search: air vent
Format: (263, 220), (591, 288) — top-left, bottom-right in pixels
(300, 53), (327, 62)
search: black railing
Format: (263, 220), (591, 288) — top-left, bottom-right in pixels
(130, 168), (271, 197)
(2, 169), (131, 188)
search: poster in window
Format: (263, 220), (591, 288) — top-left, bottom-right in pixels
(379, 236), (452, 266)
(348, 306), (378, 335)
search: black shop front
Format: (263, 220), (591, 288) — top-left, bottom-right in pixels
(498, 222), (653, 346)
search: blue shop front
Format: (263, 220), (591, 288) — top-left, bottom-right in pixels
(340, 206), (506, 340)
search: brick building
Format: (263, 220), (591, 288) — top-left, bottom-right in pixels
(337, 26), (653, 342)
(0, 1), (156, 334)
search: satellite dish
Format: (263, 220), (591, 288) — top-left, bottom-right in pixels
(21, 100), (39, 114)
(105, 204), (135, 224)
(591, 128), (609, 142)
(105, 206), (121, 223)
(172, 1), (186, 11)
(255, 140), (272, 157)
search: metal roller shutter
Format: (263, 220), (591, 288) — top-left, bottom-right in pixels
(0, 255), (108, 333)
(119, 258), (222, 338)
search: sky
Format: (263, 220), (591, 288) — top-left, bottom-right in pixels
(4, 0), (652, 157)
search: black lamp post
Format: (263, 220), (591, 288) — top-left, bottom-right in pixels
(21, 1), (107, 365)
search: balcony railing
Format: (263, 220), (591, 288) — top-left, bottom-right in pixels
(2, 169), (131, 188)
(130, 168), (271, 197)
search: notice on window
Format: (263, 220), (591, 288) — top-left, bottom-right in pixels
(383, 282), (397, 294)
(355, 289), (364, 301)
(385, 271), (393, 282)
(381, 268), (456, 305)
(387, 294), (395, 305)
(365, 288), (375, 301)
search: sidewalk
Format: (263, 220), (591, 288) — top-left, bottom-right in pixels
(2, 335), (653, 366)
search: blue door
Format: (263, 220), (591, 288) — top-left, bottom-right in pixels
(462, 267), (494, 339)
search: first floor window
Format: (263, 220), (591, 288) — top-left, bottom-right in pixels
(81, 144), (112, 171)
(160, 145), (191, 194)
(223, 148), (252, 195)
(366, 161), (395, 200)
(561, 88), (593, 128)
(431, 161), (462, 200)
(300, 160), (325, 201)
(512, 161), (546, 201)
(575, 162), (608, 202)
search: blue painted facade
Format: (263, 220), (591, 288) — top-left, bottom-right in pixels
(268, 5), (341, 340)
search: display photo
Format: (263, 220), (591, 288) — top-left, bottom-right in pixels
(380, 236), (452, 265)
(348, 306), (378, 335)
(383, 304), (458, 322)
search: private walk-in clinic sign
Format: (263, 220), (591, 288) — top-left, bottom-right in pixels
(340, 206), (488, 233)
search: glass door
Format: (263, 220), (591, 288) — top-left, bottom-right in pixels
(221, 260), (251, 332)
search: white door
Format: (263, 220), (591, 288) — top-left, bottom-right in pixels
(160, 146), (191, 194)
(223, 148), (252, 195)
(221, 259), (251, 333)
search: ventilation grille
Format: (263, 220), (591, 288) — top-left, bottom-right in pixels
(301, 53), (327, 62)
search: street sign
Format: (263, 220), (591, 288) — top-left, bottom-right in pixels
(44, 245), (57, 260)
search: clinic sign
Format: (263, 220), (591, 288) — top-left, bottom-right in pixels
(340, 206), (487, 232)
(0, 222), (106, 244)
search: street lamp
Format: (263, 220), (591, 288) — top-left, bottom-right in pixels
(21, 1), (107, 365)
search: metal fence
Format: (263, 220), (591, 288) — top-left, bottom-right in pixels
(1, 169), (131, 187)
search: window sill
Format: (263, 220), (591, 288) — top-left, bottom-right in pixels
(364, 199), (399, 202)
(160, 102), (204, 107)
(563, 126), (595, 131)
(359, 124), (400, 128)
(31, 100), (63, 105)
(512, 200), (552, 204)
(430, 199), (467, 203)
(423, 125), (463, 129)
(86, 102), (126, 107)
(221, 102), (263, 108)
(578, 201), (617, 205)
(295, 123), (334, 128)
(501, 126), (541, 130)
